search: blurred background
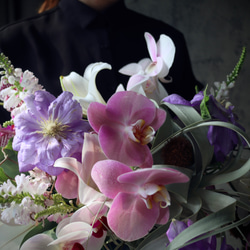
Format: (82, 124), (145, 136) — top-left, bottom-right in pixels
(0, 0), (250, 134)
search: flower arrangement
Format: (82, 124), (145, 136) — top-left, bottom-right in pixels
(0, 32), (249, 250)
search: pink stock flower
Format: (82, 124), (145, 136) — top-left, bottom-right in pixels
(0, 125), (15, 147)
(87, 91), (166, 168)
(54, 133), (107, 205)
(91, 159), (189, 241)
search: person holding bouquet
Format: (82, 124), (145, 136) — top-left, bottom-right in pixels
(0, 0), (203, 122)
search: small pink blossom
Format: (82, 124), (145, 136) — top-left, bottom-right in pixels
(0, 125), (15, 147)
(91, 159), (189, 241)
(87, 91), (166, 168)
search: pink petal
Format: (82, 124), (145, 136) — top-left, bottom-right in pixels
(87, 102), (107, 133)
(149, 107), (167, 130)
(54, 157), (104, 204)
(156, 206), (170, 224)
(98, 125), (153, 167)
(71, 201), (108, 225)
(55, 170), (78, 199)
(145, 32), (157, 62)
(91, 160), (135, 199)
(118, 168), (189, 186)
(81, 133), (107, 189)
(107, 192), (159, 241)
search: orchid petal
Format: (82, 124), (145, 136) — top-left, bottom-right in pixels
(138, 58), (152, 70)
(55, 170), (78, 199)
(91, 159), (135, 199)
(81, 133), (107, 188)
(119, 63), (143, 76)
(54, 157), (104, 204)
(71, 201), (108, 225)
(20, 234), (58, 250)
(157, 34), (175, 70)
(88, 91), (165, 167)
(118, 168), (189, 186)
(50, 222), (92, 245)
(127, 74), (149, 90)
(145, 32), (158, 62)
(108, 192), (159, 241)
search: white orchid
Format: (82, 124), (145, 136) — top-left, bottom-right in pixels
(119, 32), (175, 104)
(60, 62), (111, 116)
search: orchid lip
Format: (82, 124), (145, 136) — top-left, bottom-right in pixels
(139, 183), (171, 209)
(128, 119), (155, 145)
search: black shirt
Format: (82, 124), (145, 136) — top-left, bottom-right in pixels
(0, 0), (202, 122)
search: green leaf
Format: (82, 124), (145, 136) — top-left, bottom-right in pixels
(20, 220), (57, 248)
(190, 120), (250, 187)
(160, 102), (214, 187)
(199, 86), (211, 120)
(166, 190), (236, 250)
(0, 147), (19, 179)
(0, 167), (9, 183)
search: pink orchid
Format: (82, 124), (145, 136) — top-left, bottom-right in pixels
(87, 91), (166, 168)
(91, 159), (189, 241)
(54, 132), (107, 205)
(119, 32), (175, 103)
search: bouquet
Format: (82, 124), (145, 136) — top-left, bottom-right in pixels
(0, 32), (249, 250)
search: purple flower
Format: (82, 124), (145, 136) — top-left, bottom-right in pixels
(166, 219), (234, 250)
(206, 95), (245, 162)
(13, 90), (90, 175)
(163, 93), (245, 162)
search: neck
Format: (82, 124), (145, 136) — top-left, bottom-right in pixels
(78, 0), (119, 11)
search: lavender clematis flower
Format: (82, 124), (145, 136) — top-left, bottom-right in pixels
(87, 91), (166, 168)
(92, 159), (189, 241)
(12, 90), (90, 176)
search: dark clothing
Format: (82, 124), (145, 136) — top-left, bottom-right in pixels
(0, 0), (202, 123)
